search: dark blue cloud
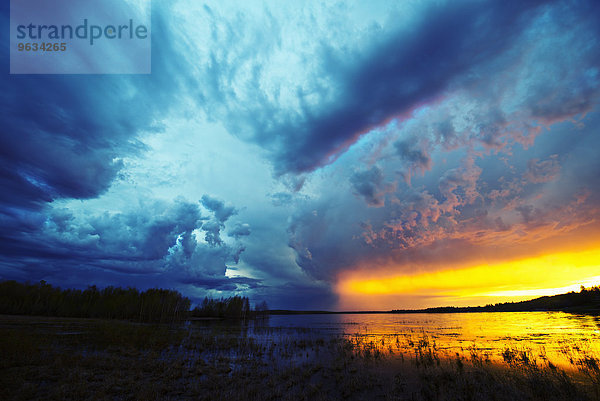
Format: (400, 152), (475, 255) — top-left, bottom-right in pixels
(2, 0), (600, 310)
(207, 0), (553, 175)
(395, 138), (432, 176)
(350, 166), (387, 207)
(0, 3), (256, 297)
(0, 196), (254, 297)
(180, 276), (262, 292)
(201, 194), (237, 223)
(253, 282), (337, 311)
(287, 110), (600, 282)
(0, 2), (185, 210)
(228, 223), (251, 238)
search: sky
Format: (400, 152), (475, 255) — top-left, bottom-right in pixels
(1, 0), (600, 310)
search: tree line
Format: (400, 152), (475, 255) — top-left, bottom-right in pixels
(392, 285), (600, 314)
(191, 296), (269, 319)
(0, 280), (269, 323)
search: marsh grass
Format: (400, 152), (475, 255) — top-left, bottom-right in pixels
(1, 314), (599, 400)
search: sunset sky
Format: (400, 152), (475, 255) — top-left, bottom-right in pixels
(1, 0), (600, 310)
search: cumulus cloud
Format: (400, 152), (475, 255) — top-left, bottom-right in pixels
(193, 0), (558, 175)
(228, 223), (251, 238)
(438, 158), (482, 213)
(395, 137), (432, 180)
(0, 195), (256, 298)
(286, 104), (600, 284)
(2, 0), (600, 309)
(525, 155), (561, 184)
(0, 3), (186, 211)
(200, 194), (237, 223)
(350, 166), (388, 207)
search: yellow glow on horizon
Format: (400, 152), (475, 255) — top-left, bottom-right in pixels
(337, 248), (600, 302)
(481, 276), (600, 297)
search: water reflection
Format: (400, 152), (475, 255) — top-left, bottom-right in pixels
(192, 312), (600, 369)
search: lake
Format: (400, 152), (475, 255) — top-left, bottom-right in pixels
(192, 311), (600, 369)
(3, 312), (600, 400)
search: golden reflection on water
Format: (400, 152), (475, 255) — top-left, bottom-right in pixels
(327, 312), (600, 369)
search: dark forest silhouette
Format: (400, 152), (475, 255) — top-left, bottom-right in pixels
(0, 280), (268, 323)
(1, 280), (598, 320)
(190, 296), (268, 319)
(391, 285), (600, 314)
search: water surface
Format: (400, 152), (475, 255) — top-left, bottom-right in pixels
(194, 312), (600, 369)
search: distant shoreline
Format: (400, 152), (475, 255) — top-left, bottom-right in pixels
(268, 308), (599, 315)
(269, 287), (600, 316)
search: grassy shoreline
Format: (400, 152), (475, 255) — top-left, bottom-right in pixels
(1, 314), (599, 400)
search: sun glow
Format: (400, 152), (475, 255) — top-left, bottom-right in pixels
(337, 247), (600, 308)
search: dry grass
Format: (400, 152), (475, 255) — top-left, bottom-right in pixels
(1, 315), (598, 400)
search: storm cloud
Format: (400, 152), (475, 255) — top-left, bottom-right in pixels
(1, 0), (600, 309)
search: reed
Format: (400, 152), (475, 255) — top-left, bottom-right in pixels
(1, 314), (599, 400)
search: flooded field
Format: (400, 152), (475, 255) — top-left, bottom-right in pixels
(260, 312), (600, 369)
(2, 313), (600, 400)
